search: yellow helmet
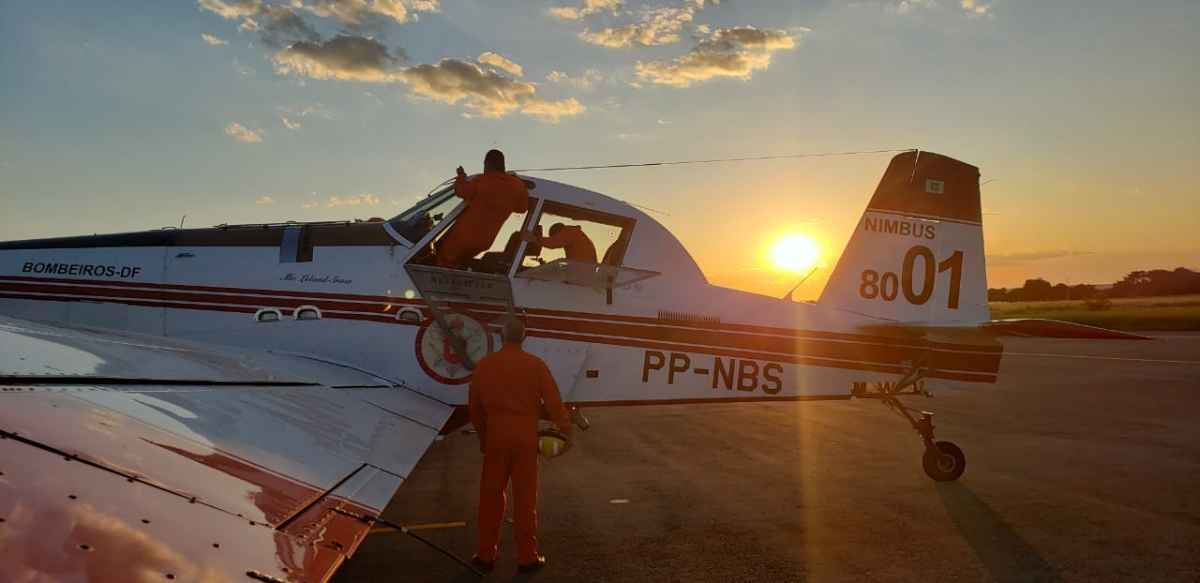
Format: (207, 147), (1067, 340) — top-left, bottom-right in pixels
(537, 429), (571, 459)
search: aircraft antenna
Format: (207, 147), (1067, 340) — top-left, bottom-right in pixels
(782, 266), (819, 302)
(513, 147), (916, 173)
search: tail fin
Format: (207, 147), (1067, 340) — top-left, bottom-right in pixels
(819, 151), (989, 325)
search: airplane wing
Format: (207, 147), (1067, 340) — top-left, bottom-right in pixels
(0, 315), (452, 583)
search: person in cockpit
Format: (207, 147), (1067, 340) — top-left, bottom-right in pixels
(435, 149), (529, 269)
(537, 223), (597, 264)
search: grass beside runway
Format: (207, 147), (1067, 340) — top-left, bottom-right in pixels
(990, 294), (1200, 331)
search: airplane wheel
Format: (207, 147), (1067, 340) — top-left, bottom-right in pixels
(922, 441), (965, 482)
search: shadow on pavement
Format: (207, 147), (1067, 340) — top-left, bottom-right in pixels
(937, 482), (1062, 583)
(451, 571), (485, 583)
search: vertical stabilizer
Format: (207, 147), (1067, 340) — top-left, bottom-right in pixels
(819, 151), (989, 325)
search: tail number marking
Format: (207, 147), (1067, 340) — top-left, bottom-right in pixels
(859, 246), (963, 309)
(642, 351), (783, 395)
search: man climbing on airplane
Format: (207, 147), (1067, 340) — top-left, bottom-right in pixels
(469, 317), (571, 574)
(435, 149), (529, 269)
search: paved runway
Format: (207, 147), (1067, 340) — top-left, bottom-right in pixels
(332, 334), (1200, 582)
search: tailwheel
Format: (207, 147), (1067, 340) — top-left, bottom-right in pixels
(922, 441), (966, 482)
(868, 363), (969, 482)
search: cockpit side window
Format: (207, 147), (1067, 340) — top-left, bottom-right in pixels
(521, 202), (635, 270)
(386, 187), (461, 244)
(404, 194), (539, 275)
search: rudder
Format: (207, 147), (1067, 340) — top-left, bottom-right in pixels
(819, 151), (989, 325)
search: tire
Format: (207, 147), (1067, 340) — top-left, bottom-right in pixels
(922, 441), (966, 481)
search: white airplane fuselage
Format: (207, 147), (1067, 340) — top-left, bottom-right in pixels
(0, 161), (1003, 413)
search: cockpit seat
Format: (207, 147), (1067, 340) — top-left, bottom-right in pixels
(475, 226), (543, 274)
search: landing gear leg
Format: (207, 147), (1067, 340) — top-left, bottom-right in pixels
(869, 365), (966, 482)
(913, 410), (965, 482)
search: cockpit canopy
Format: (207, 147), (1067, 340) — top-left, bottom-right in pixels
(388, 177), (706, 285)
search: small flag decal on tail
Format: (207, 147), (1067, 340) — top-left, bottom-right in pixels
(925, 179), (945, 194)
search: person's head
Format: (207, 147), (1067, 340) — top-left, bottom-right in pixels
(500, 316), (525, 345)
(484, 149), (506, 173)
(548, 223), (565, 237)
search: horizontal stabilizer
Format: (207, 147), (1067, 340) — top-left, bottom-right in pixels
(983, 319), (1151, 340)
(859, 319), (1150, 341)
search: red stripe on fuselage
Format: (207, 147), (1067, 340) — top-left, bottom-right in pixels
(0, 276), (1002, 379)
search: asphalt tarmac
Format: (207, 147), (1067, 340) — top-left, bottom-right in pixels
(332, 334), (1200, 583)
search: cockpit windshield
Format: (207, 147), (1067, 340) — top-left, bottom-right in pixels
(387, 187), (460, 244)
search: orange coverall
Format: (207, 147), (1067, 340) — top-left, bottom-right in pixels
(436, 172), (529, 268)
(541, 225), (598, 263)
(468, 342), (571, 564)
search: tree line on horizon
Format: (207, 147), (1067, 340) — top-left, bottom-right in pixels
(988, 267), (1200, 302)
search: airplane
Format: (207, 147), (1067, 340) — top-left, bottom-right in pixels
(0, 151), (1142, 581)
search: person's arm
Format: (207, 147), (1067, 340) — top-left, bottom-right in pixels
(468, 376), (487, 452)
(538, 361), (572, 435)
(454, 168), (477, 202)
(540, 230), (568, 250)
(511, 179), (530, 213)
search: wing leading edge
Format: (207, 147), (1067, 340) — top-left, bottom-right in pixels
(0, 315), (451, 582)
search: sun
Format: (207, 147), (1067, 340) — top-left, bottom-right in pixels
(770, 233), (822, 273)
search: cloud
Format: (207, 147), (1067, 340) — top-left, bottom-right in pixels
(578, 0), (712, 48)
(478, 52), (523, 77)
(255, 195), (276, 204)
(296, 0), (440, 26)
(547, 0), (621, 21)
(401, 59), (584, 121)
(272, 39), (584, 122)
(635, 26), (797, 87)
(272, 35), (406, 82)
(200, 33), (228, 46)
(519, 97), (585, 123)
(199, 0), (583, 124)
(327, 193), (381, 207)
(224, 122), (264, 143)
(893, 0), (936, 15)
(278, 103), (334, 120)
(546, 69), (604, 91)
(233, 57), (255, 76)
(198, 0), (260, 19)
(198, 0), (319, 48)
(987, 250), (1093, 266)
(960, 0), (993, 16)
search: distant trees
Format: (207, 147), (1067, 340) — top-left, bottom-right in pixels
(1110, 268), (1200, 298)
(988, 267), (1200, 302)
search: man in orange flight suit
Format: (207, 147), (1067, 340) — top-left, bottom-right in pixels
(469, 318), (571, 573)
(538, 222), (597, 263)
(436, 149), (529, 269)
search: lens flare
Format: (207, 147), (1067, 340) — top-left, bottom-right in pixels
(770, 234), (822, 273)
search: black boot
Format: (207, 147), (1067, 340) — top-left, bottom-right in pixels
(517, 555), (548, 573)
(470, 556), (495, 573)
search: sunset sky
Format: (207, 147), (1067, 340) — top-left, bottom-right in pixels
(2, 0), (1196, 299)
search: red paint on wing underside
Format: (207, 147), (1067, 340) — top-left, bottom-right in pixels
(146, 440), (323, 527)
